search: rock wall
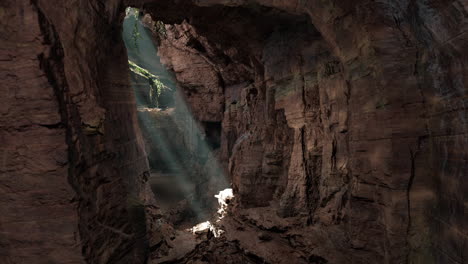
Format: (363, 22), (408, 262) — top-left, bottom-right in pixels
(1, 1), (156, 263)
(1, 0), (467, 263)
(0, 1), (83, 262)
(142, 0), (468, 263)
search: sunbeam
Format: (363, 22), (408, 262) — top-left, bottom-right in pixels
(122, 8), (230, 227)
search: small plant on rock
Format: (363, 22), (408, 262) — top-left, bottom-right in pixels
(128, 60), (170, 108)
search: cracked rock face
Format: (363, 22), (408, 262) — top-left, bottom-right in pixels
(146, 0), (468, 263)
(1, 1), (152, 263)
(1, 0), (467, 263)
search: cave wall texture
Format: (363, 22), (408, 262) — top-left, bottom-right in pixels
(1, 0), (467, 263)
(1, 0), (155, 263)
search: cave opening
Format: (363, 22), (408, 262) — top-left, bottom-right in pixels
(119, 3), (330, 262)
(122, 7), (230, 229)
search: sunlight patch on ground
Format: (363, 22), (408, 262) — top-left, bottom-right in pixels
(189, 188), (234, 237)
(215, 188), (233, 220)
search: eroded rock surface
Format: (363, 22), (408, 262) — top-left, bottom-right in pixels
(144, 0), (468, 263)
(1, 0), (467, 263)
(1, 1), (156, 263)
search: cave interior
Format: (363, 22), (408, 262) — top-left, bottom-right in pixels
(1, 0), (467, 263)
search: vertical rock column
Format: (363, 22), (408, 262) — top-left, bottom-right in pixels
(0, 1), (83, 263)
(277, 80), (308, 217)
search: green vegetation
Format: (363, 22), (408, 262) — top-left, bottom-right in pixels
(126, 7), (141, 51)
(153, 20), (167, 40)
(143, 18), (167, 41)
(128, 60), (170, 108)
(126, 7), (166, 48)
(125, 7), (170, 108)
(132, 21), (141, 51)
